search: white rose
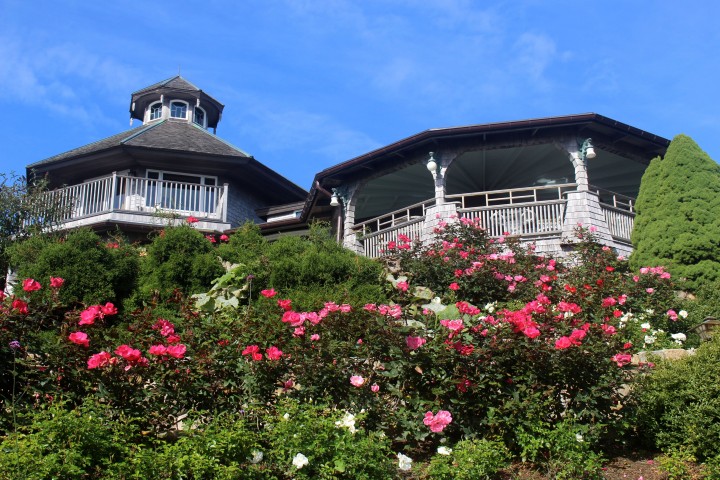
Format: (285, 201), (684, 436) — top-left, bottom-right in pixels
(671, 332), (687, 342)
(437, 446), (452, 455)
(250, 450), (263, 464)
(292, 453), (309, 469)
(640, 322), (652, 330)
(644, 335), (656, 344)
(679, 310), (688, 319)
(397, 453), (413, 471)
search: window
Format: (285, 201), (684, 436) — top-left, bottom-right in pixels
(145, 170), (219, 215)
(149, 102), (163, 121)
(194, 107), (206, 127)
(170, 101), (188, 119)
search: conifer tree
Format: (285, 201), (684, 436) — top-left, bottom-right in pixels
(630, 134), (720, 290)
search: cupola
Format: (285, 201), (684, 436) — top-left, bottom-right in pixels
(129, 76), (224, 133)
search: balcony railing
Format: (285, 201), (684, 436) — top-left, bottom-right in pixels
(353, 199), (434, 259)
(450, 184), (575, 237)
(591, 186), (635, 242)
(40, 173), (228, 225)
(353, 184), (636, 257)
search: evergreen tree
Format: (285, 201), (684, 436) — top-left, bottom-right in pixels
(630, 134), (720, 291)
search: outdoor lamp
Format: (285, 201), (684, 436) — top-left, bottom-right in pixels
(330, 189), (340, 207)
(426, 152), (438, 174)
(581, 138), (597, 160)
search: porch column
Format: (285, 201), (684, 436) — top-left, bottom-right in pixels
(423, 151), (460, 245)
(559, 139), (613, 244)
(338, 183), (362, 254)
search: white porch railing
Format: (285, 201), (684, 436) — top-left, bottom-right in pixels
(458, 201), (567, 237)
(352, 183), (638, 258)
(450, 184), (574, 237)
(591, 186), (635, 242)
(41, 173), (229, 225)
(353, 199), (434, 259)
(358, 218), (425, 259)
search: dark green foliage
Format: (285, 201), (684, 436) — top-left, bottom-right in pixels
(0, 400), (138, 480)
(0, 174), (71, 288)
(689, 279), (720, 323)
(7, 229), (139, 306)
(218, 222), (385, 309)
(631, 134), (720, 291)
(139, 225), (225, 298)
(426, 439), (510, 479)
(631, 335), (720, 461)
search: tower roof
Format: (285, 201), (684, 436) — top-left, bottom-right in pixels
(129, 75), (224, 129)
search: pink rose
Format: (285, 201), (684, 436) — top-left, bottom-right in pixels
(555, 336), (572, 350)
(371, 383), (380, 393)
(406, 336), (427, 350)
(148, 344), (168, 356)
(260, 289), (277, 298)
(242, 345), (263, 361)
(79, 305), (101, 325)
(50, 277), (65, 289)
(100, 302), (118, 316)
(167, 344), (186, 359)
(423, 410), (453, 433)
(87, 351), (112, 369)
(22, 278), (42, 292)
(115, 345), (142, 362)
(440, 319), (464, 332)
(68, 331), (90, 347)
(266, 346), (283, 360)
(350, 375), (365, 387)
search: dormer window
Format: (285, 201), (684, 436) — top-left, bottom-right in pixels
(194, 107), (206, 127)
(170, 101), (188, 119)
(149, 102), (163, 121)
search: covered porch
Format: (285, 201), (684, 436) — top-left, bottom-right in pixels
(334, 135), (647, 259)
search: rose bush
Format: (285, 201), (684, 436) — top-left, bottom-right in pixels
(0, 217), (696, 477)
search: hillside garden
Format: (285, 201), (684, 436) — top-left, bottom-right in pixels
(1, 217), (719, 479)
(2, 133), (720, 479)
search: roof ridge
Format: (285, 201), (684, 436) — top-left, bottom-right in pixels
(131, 76), (179, 95)
(190, 122), (251, 156)
(28, 125), (147, 167)
(120, 119), (166, 143)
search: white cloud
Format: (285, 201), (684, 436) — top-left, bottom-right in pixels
(0, 36), (139, 126)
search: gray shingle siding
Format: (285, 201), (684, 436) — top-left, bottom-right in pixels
(226, 183), (265, 227)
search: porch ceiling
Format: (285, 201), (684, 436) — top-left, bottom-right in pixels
(353, 143), (648, 221)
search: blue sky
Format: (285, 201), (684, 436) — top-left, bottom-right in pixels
(1, 0), (719, 190)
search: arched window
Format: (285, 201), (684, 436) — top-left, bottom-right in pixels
(149, 102), (163, 121)
(194, 107), (206, 127)
(170, 101), (188, 119)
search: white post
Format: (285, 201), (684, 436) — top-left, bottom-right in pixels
(221, 183), (229, 223)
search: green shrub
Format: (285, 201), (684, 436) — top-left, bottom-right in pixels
(426, 439), (510, 479)
(107, 414), (266, 480)
(139, 225), (224, 298)
(7, 229), (139, 306)
(631, 335), (720, 461)
(265, 400), (394, 479)
(631, 134), (720, 291)
(0, 399), (137, 480)
(216, 222), (385, 310)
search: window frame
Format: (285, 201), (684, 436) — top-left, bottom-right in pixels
(193, 106), (207, 127)
(170, 100), (189, 119)
(149, 102), (163, 121)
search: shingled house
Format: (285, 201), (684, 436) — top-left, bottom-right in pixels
(264, 114), (669, 258)
(27, 76), (306, 237)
